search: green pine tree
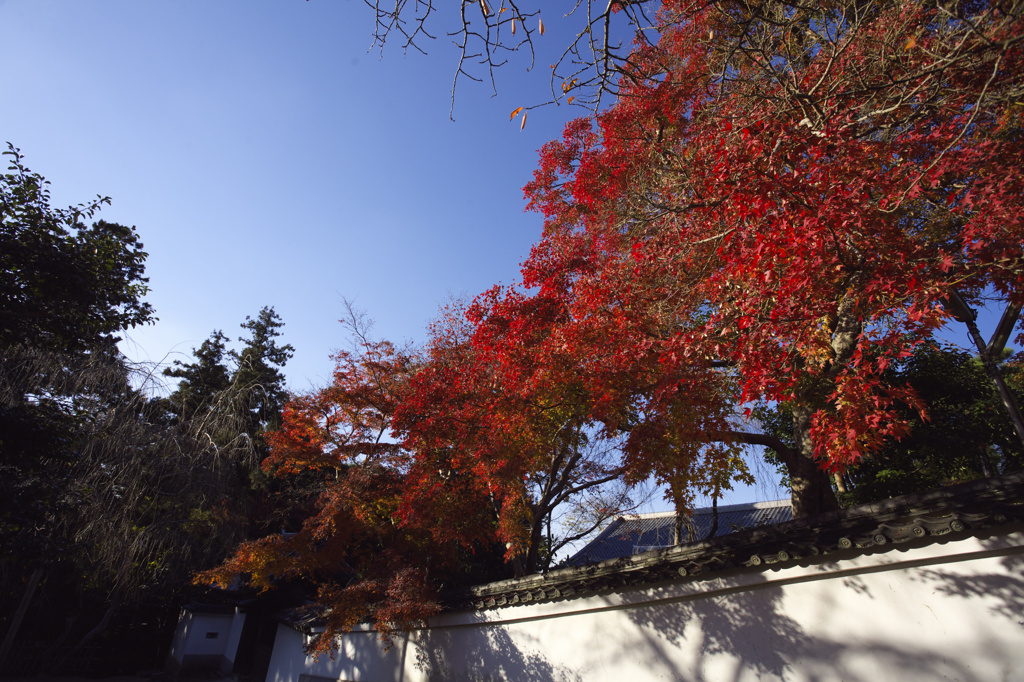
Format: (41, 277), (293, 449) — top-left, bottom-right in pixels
(161, 330), (231, 422)
(230, 306), (294, 453)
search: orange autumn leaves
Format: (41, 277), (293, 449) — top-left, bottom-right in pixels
(202, 1), (1024, 653)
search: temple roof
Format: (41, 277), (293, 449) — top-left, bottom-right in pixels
(565, 500), (793, 567)
(461, 472), (1024, 612)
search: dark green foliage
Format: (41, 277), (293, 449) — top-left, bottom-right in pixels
(0, 145), (154, 570)
(0, 143), (155, 569)
(229, 307), (296, 508)
(157, 307), (293, 466)
(754, 343), (1024, 505)
(231, 306), (295, 440)
(0, 346), (253, 675)
(156, 308), (300, 536)
(0, 148), (235, 676)
(162, 330), (232, 421)
(845, 343), (1024, 504)
(0, 149), (306, 675)
(0, 145), (153, 353)
(0, 381), (78, 565)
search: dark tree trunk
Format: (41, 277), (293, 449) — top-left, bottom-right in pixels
(705, 492), (720, 540)
(523, 517), (545, 576)
(786, 451), (840, 518)
(724, 430), (839, 519)
(0, 567), (43, 670)
(945, 293), (1024, 450)
(47, 586), (123, 674)
(789, 404), (841, 518)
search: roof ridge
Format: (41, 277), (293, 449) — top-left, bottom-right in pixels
(620, 499), (791, 520)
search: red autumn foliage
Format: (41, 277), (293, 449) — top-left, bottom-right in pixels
(397, 297), (666, 576)
(202, 0), (1024, 651)
(520, 0), (1024, 515)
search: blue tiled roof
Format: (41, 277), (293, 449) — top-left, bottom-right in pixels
(565, 500), (793, 566)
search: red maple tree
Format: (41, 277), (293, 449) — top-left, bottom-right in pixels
(198, 312), (498, 652)
(520, 0), (1024, 515)
(201, 1), (1024, 650)
(397, 296), (669, 576)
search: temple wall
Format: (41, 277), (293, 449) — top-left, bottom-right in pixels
(265, 529), (1024, 682)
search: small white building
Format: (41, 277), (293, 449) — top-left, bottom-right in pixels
(165, 602), (247, 675)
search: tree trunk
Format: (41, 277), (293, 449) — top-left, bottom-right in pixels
(789, 404), (841, 518)
(524, 517), (545, 576)
(0, 567), (43, 671)
(705, 491), (720, 541)
(774, 276), (859, 518)
(986, 301), (1021, 357)
(47, 585), (123, 674)
(41, 615), (78, 664)
(669, 484), (694, 545)
(721, 430), (839, 519)
(946, 292), (1024, 450)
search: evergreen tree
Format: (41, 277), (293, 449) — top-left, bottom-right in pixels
(157, 309), (293, 460)
(230, 306), (294, 454)
(846, 344), (1024, 503)
(227, 307), (296, 537)
(161, 330), (231, 422)
(153, 308), (299, 536)
(755, 343), (1024, 505)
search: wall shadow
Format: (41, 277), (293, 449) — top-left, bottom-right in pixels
(282, 534), (1024, 681)
(265, 624), (409, 682)
(618, 542), (1021, 682)
(907, 536), (1024, 624)
(413, 623), (583, 682)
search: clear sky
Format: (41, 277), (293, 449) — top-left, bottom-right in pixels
(1, 0), (588, 388)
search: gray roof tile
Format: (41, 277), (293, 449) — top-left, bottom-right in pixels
(565, 500), (793, 566)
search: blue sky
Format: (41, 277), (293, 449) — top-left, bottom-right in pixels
(1, 0), (587, 389)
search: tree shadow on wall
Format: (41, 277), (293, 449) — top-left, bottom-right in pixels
(413, 622), (583, 682)
(617, 547), (1011, 682)
(908, 535), (1024, 624)
(268, 626), (412, 682)
(395, 535), (1024, 681)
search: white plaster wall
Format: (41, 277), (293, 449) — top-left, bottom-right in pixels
(223, 610), (247, 669)
(265, 624), (413, 682)
(166, 610), (194, 665)
(266, 531), (1024, 682)
(181, 612), (234, 657)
